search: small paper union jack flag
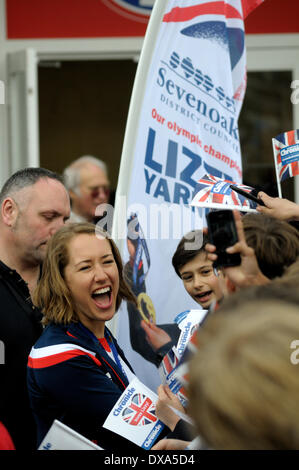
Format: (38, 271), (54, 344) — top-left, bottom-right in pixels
(272, 129), (299, 183)
(160, 348), (180, 379)
(122, 393), (157, 426)
(171, 329), (199, 392)
(191, 173), (258, 212)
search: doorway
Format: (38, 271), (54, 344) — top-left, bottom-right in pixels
(38, 59), (138, 202)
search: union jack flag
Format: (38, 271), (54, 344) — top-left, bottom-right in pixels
(191, 173), (258, 211)
(171, 329), (199, 390)
(273, 129), (299, 183)
(122, 393), (157, 426)
(160, 348), (180, 380)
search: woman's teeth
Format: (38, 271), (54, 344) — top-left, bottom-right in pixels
(93, 287), (111, 296)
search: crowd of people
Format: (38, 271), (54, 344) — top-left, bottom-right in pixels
(0, 162), (299, 451)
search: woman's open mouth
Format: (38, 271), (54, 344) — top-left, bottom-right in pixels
(91, 286), (113, 309)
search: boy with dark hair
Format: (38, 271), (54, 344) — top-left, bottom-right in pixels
(172, 230), (226, 310)
(124, 229), (226, 367)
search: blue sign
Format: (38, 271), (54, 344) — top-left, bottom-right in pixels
(280, 144), (299, 165)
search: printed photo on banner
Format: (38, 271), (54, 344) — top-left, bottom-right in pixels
(123, 213), (181, 369)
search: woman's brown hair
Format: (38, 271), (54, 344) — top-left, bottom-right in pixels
(33, 222), (136, 325)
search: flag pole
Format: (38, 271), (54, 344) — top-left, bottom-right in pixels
(272, 138), (282, 198)
(112, 0), (166, 247)
(108, 0), (166, 337)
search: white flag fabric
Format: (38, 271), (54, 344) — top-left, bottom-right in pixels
(111, 0), (263, 390)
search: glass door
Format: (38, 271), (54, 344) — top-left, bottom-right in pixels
(239, 70), (294, 201)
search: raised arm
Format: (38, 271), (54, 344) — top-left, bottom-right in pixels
(257, 192), (299, 222)
(205, 210), (270, 290)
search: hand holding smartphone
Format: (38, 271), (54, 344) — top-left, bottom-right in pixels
(206, 209), (241, 268)
(230, 185), (265, 206)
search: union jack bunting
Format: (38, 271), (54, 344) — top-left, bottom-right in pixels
(272, 129), (299, 183)
(122, 393), (157, 426)
(191, 173), (258, 212)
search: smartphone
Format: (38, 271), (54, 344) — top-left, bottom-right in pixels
(207, 209), (241, 268)
(230, 185), (265, 206)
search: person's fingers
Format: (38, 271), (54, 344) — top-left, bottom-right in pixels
(226, 241), (242, 253)
(140, 319), (150, 331)
(206, 252), (218, 262)
(151, 439), (168, 450)
(205, 242), (216, 253)
(205, 238), (217, 261)
(232, 210), (245, 243)
(162, 385), (174, 401)
(257, 192), (273, 209)
(141, 320), (163, 334)
(158, 385), (178, 407)
(148, 323), (162, 333)
(164, 384), (172, 395)
(226, 240), (253, 256)
(257, 191), (268, 200)
(159, 385), (170, 401)
(164, 385), (179, 402)
(152, 439), (190, 451)
(141, 321), (153, 345)
(157, 384), (165, 398)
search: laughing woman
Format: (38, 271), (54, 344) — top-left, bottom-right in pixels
(27, 223), (138, 450)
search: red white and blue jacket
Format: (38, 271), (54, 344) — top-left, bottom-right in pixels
(27, 321), (138, 451)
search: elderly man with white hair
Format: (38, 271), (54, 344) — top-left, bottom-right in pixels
(63, 155), (110, 223)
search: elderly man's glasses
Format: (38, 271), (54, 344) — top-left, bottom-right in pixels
(89, 186), (110, 198)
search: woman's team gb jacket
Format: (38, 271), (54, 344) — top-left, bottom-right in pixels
(27, 321), (139, 451)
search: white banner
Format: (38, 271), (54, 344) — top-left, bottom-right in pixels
(111, 0), (262, 390)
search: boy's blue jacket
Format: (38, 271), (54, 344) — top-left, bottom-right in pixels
(27, 321), (138, 451)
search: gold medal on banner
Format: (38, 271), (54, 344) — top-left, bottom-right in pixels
(137, 292), (156, 324)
